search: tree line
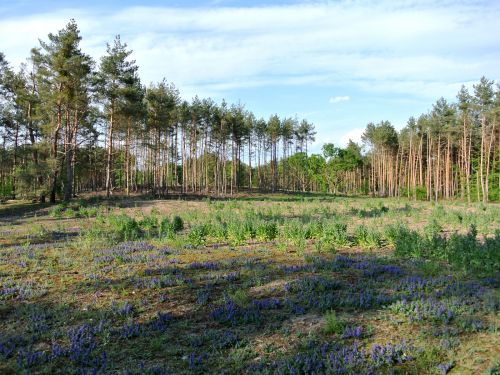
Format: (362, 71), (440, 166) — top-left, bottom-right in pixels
(0, 20), (498, 202)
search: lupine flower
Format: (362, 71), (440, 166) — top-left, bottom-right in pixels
(437, 362), (454, 374)
(342, 326), (363, 339)
(188, 261), (220, 270)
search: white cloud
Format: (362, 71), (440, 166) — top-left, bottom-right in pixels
(329, 96), (350, 104)
(340, 128), (365, 147)
(0, 0), (499, 147)
(0, 0), (498, 100)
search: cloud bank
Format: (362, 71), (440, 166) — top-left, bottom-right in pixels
(1, 1), (498, 98)
(0, 0), (498, 151)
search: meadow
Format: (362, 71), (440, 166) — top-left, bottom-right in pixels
(0, 194), (499, 374)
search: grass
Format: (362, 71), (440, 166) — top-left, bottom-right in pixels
(322, 310), (344, 335)
(0, 194), (498, 374)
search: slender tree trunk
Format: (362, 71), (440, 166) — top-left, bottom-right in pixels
(50, 99), (63, 204)
(479, 115), (486, 202)
(125, 118), (131, 196)
(105, 103), (114, 198)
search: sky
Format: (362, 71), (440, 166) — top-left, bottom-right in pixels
(1, 0), (499, 152)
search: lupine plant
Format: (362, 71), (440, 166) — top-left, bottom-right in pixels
(1, 197), (498, 374)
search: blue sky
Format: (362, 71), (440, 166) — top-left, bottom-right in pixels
(1, 0), (499, 151)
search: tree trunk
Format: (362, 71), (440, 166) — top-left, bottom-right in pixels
(105, 104), (114, 198)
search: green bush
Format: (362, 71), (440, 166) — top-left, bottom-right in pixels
(78, 206), (98, 218)
(393, 226), (425, 258)
(63, 208), (77, 218)
(314, 237), (336, 254)
(188, 224), (209, 247)
(354, 225), (381, 249)
(446, 226), (500, 274)
(322, 310), (344, 334)
(384, 223), (407, 247)
(308, 221), (324, 239)
(415, 186), (427, 201)
(323, 222), (349, 247)
(109, 215), (141, 241)
(227, 222), (246, 246)
(256, 222), (278, 241)
(394, 223), (499, 275)
(48, 204), (66, 218)
(282, 220), (310, 246)
(209, 221), (228, 241)
(172, 216), (184, 232)
(139, 215), (159, 238)
(160, 218), (175, 239)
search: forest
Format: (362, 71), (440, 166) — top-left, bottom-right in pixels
(1, 20), (498, 204)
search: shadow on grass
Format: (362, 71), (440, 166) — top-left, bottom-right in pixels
(0, 201), (50, 221)
(1, 238), (498, 374)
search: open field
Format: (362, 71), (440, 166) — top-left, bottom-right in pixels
(0, 194), (499, 374)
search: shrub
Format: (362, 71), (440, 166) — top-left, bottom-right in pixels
(415, 186), (427, 201)
(446, 226), (499, 274)
(394, 223), (499, 275)
(63, 208), (77, 218)
(48, 204), (66, 218)
(227, 222), (246, 246)
(308, 221), (324, 239)
(323, 310), (344, 334)
(227, 219), (255, 246)
(78, 206), (98, 218)
(160, 216), (184, 239)
(229, 289), (250, 306)
(255, 222), (278, 241)
(354, 225), (381, 249)
(188, 224), (209, 247)
(324, 222), (349, 247)
(139, 215), (158, 238)
(109, 215), (141, 241)
(393, 226), (425, 258)
(314, 237), (337, 254)
(160, 218), (175, 239)
(384, 223), (407, 247)
(282, 220), (310, 246)
(172, 216), (184, 232)
(423, 219), (442, 240)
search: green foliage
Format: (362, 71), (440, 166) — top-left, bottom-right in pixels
(393, 226), (427, 258)
(415, 186), (427, 201)
(160, 215), (184, 239)
(255, 222), (278, 241)
(446, 226), (499, 274)
(323, 221), (349, 247)
(160, 218), (175, 239)
(227, 220), (255, 246)
(139, 215), (158, 238)
(394, 224), (499, 275)
(280, 220), (312, 253)
(308, 221), (324, 239)
(0, 179), (13, 198)
(384, 223), (407, 247)
(78, 206), (99, 218)
(314, 237), (337, 254)
(228, 289), (250, 306)
(108, 214), (141, 241)
(322, 311), (344, 335)
(188, 224), (209, 247)
(172, 215), (184, 232)
(423, 219), (442, 240)
(208, 221), (228, 241)
(63, 208), (77, 218)
(354, 225), (381, 249)
(48, 204), (66, 218)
